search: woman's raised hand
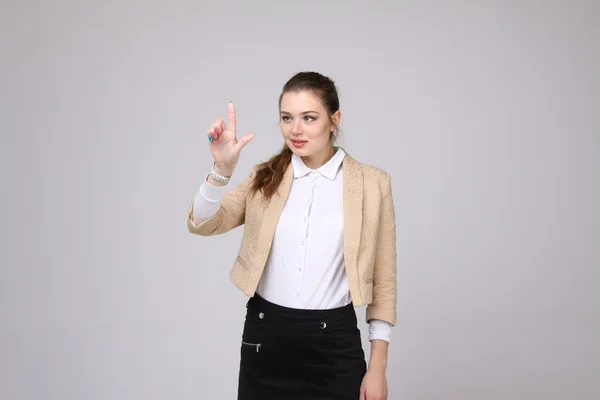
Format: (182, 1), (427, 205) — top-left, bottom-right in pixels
(207, 102), (255, 176)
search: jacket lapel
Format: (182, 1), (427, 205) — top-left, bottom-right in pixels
(255, 163), (294, 265)
(343, 155), (363, 286)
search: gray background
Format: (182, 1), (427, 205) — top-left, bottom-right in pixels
(1, 0), (599, 399)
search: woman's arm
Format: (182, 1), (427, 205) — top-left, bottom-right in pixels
(360, 173), (397, 399)
(187, 167), (255, 236)
(368, 339), (389, 371)
(365, 172), (397, 326)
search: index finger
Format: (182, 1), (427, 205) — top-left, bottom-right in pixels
(228, 101), (236, 135)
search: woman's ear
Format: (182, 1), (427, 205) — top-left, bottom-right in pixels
(331, 110), (341, 130)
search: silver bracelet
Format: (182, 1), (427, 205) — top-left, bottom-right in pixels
(209, 163), (231, 184)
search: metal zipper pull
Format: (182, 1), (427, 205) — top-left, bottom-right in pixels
(242, 341), (262, 352)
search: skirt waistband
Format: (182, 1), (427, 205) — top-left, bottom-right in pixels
(245, 294), (357, 331)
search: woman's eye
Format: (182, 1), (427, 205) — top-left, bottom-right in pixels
(281, 115), (316, 122)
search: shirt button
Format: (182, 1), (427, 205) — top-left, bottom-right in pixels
(296, 293), (300, 297)
(308, 198), (312, 203)
(303, 217), (307, 222)
(259, 312), (264, 319)
(301, 241), (304, 246)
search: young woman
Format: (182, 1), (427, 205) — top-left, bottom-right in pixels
(187, 71), (397, 400)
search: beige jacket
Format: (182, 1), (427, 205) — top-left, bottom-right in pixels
(187, 154), (397, 326)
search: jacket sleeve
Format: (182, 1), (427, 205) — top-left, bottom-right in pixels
(187, 167), (256, 236)
(366, 173), (398, 326)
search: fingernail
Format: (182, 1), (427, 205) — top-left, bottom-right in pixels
(208, 135), (213, 142)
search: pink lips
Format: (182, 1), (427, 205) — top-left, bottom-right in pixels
(291, 139), (307, 148)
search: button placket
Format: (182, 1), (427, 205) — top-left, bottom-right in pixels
(295, 172), (320, 307)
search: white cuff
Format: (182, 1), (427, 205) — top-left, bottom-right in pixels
(192, 172), (229, 224)
(368, 319), (392, 343)
(199, 173), (229, 202)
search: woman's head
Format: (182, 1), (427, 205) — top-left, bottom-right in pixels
(278, 72), (341, 161)
(250, 71), (341, 199)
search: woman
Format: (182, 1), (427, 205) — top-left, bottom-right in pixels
(187, 71), (396, 400)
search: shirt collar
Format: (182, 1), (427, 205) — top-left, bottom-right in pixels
(291, 147), (346, 180)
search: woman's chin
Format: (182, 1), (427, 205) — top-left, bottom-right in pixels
(288, 143), (311, 155)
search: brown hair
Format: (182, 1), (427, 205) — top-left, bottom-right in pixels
(249, 71), (341, 200)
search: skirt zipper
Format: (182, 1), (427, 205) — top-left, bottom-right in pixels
(242, 341), (262, 352)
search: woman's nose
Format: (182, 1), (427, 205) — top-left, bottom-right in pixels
(292, 121), (303, 134)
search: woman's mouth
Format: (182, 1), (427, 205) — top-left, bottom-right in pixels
(291, 139), (308, 148)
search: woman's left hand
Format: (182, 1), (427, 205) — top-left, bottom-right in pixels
(359, 367), (388, 400)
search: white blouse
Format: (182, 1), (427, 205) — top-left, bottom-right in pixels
(193, 148), (392, 342)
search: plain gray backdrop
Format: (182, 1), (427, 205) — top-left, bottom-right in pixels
(1, 1), (599, 399)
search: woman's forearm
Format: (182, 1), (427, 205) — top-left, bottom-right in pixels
(368, 339), (389, 371)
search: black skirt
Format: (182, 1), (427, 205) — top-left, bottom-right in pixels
(237, 294), (367, 400)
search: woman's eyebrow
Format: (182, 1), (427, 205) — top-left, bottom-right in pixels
(280, 110), (320, 115)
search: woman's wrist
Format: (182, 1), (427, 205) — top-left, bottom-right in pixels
(368, 340), (389, 371)
(206, 174), (228, 187)
(214, 162), (235, 177)
(205, 163), (234, 187)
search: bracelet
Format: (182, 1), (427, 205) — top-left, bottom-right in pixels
(210, 163), (231, 184)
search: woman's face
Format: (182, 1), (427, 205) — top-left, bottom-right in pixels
(279, 90), (340, 158)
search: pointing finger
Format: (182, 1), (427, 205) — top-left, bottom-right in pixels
(228, 101), (236, 135)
